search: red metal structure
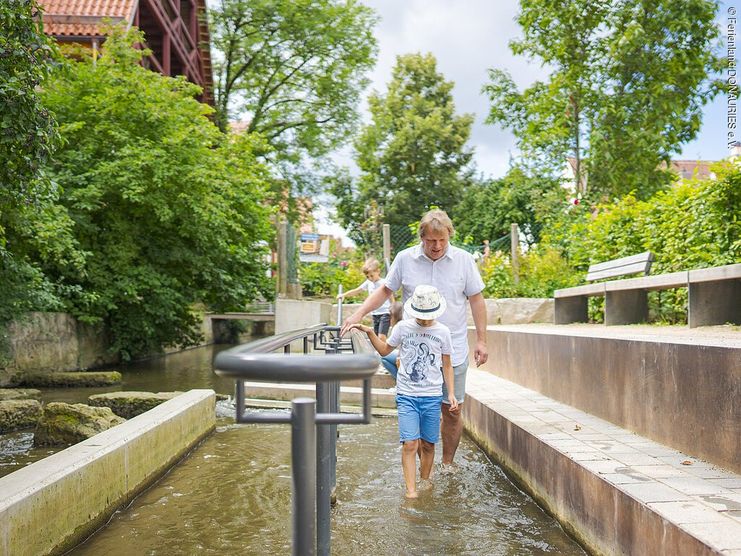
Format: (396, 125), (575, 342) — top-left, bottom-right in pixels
(39, 0), (214, 105)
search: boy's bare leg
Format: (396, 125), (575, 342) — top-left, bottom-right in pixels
(419, 440), (435, 480)
(441, 405), (464, 465)
(402, 440), (419, 498)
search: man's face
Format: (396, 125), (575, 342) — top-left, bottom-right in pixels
(421, 229), (450, 261)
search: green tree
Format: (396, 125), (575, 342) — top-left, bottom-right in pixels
(210, 0), (377, 160)
(0, 0), (80, 345)
(335, 53), (475, 228)
(453, 166), (562, 247)
(484, 0), (722, 201)
(0, 0), (58, 202)
(41, 26), (274, 359)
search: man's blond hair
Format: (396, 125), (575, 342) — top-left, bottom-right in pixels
(419, 209), (454, 238)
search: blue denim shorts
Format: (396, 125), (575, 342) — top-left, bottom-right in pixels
(396, 394), (443, 444)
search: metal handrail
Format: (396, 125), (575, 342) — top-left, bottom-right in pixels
(214, 324), (377, 425)
(213, 323), (379, 556)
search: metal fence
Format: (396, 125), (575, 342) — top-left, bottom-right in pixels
(214, 323), (378, 555)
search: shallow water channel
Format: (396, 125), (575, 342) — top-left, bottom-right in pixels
(2, 345), (586, 554)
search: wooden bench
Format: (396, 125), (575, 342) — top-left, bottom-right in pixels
(554, 252), (741, 327)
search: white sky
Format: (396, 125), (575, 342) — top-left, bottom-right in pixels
(318, 0), (731, 244)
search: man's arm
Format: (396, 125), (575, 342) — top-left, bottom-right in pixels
(340, 284), (394, 336)
(442, 354), (458, 412)
(468, 292), (488, 367)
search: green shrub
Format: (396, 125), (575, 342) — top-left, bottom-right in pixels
(481, 246), (581, 298)
(539, 164), (741, 322)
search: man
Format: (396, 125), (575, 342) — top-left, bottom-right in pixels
(341, 209), (488, 465)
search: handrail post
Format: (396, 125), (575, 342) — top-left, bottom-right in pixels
(316, 383), (332, 556)
(336, 285), (343, 326)
(292, 398), (317, 556)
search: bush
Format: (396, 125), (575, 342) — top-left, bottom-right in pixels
(481, 246), (581, 298)
(40, 26), (274, 359)
(300, 258), (366, 298)
(540, 165), (741, 322)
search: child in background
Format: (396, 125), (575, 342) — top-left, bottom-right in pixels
(350, 285), (457, 499)
(337, 258), (391, 340)
(381, 302), (403, 378)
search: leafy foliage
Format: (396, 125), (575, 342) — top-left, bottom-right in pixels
(480, 247), (582, 299)
(484, 0), (723, 201)
(0, 0), (76, 357)
(333, 53), (475, 229)
(300, 255), (365, 298)
(453, 166), (563, 247)
(537, 164), (741, 321)
(210, 0), (377, 159)
(40, 26), (274, 359)
(0, 0), (58, 203)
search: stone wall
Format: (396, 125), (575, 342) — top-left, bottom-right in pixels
(1, 311), (220, 386)
(1, 313), (118, 387)
(335, 298), (554, 326)
(469, 325), (741, 473)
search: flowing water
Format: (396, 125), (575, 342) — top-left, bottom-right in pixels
(1, 344), (587, 554)
(70, 416), (586, 555)
(0, 344), (236, 478)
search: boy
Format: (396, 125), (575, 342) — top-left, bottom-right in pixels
(350, 285), (457, 498)
(337, 258), (391, 340)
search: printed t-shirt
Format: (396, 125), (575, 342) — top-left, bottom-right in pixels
(387, 319), (453, 397)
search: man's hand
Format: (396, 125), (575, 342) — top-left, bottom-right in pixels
(447, 395), (459, 413)
(340, 311), (364, 336)
(474, 340), (488, 367)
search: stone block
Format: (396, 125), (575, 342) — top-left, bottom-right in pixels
(35, 402), (126, 446)
(0, 399), (42, 433)
(88, 391), (182, 419)
(0, 388), (41, 401)
(20, 371), (122, 388)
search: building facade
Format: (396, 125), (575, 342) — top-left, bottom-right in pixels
(39, 0), (213, 105)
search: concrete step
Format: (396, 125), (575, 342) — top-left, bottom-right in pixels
(464, 369), (741, 555)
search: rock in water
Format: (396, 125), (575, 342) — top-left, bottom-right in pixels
(0, 399), (43, 433)
(0, 388), (41, 401)
(88, 391), (182, 418)
(35, 402), (125, 446)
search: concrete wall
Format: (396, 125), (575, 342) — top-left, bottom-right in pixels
(276, 299), (333, 333)
(470, 326), (740, 473)
(335, 298), (554, 326)
(0, 389), (215, 556)
(463, 389), (727, 556)
(1, 313), (119, 386)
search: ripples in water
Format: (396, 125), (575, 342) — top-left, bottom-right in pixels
(71, 417), (585, 555)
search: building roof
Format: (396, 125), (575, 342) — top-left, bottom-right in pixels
(40, 0), (136, 37)
(668, 160), (715, 181)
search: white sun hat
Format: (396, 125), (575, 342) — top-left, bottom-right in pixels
(404, 284), (447, 320)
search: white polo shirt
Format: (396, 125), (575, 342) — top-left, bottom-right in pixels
(385, 243), (484, 366)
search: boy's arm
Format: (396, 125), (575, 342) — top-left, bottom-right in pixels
(441, 354), (459, 412)
(337, 285), (364, 299)
(347, 323), (395, 356)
